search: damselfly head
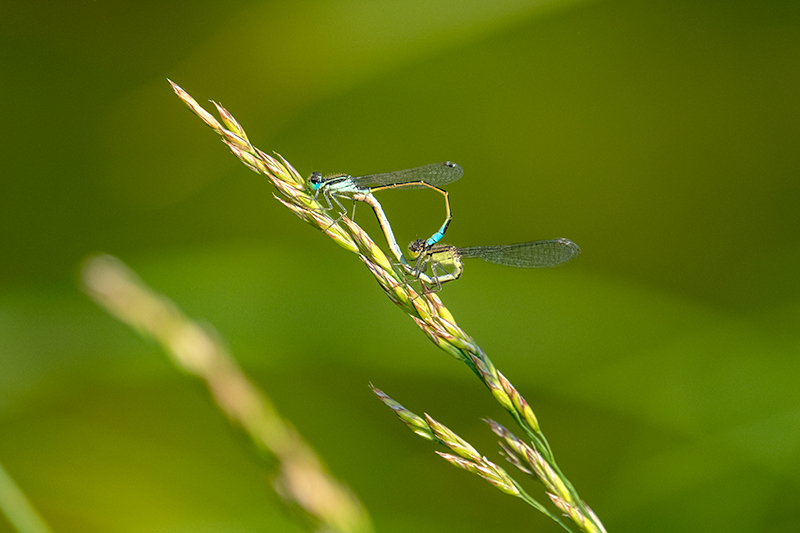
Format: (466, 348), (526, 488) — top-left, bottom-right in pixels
(408, 239), (427, 258)
(308, 172), (324, 190)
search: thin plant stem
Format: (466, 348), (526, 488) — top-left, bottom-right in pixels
(0, 460), (54, 533)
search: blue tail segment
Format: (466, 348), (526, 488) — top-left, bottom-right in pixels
(425, 219), (451, 246)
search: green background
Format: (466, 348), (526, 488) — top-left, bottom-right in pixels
(2, 0), (799, 531)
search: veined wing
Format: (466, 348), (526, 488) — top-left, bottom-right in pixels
(351, 161), (463, 189)
(457, 238), (580, 268)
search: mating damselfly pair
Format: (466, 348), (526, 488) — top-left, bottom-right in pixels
(308, 162), (580, 292)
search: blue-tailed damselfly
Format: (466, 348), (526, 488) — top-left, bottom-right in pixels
(308, 161), (463, 246)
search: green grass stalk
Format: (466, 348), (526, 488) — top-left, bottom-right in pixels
(169, 80), (606, 533)
(0, 460), (54, 533)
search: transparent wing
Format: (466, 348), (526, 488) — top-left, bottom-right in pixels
(457, 238), (581, 268)
(351, 161), (463, 189)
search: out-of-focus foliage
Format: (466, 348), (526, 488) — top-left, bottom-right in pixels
(1, 0), (798, 531)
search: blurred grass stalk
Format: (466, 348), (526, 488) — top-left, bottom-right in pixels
(167, 81), (605, 532)
(81, 255), (373, 533)
(0, 460), (54, 533)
